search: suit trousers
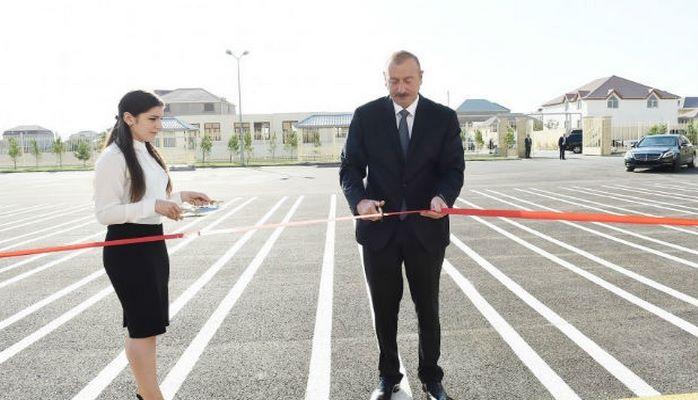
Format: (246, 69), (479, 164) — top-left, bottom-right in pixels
(362, 219), (445, 384)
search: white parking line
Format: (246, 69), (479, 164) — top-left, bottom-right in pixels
(0, 216), (95, 249)
(525, 188), (698, 237)
(653, 183), (698, 194)
(354, 220), (413, 398)
(0, 203), (91, 233)
(0, 199), (245, 332)
(477, 190), (698, 308)
(0, 203), (72, 229)
(457, 197), (698, 338)
(444, 259), (581, 399)
(160, 196), (303, 399)
(510, 190), (698, 268)
(0, 198), (254, 368)
(73, 197), (286, 400)
(568, 187), (698, 215)
(305, 195), (336, 400)
(448, 233), (660, 397)
(607, 185), (698, 203)
(0, 203), (56, 219)
(0, 230), (105, 276)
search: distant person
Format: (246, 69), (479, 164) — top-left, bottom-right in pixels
(94, 90), (212, 400)
(488, 138), (494, 154)
(524, 134), (532, 158)
(558, 134), (566, 160)
(340, 50), (464, 400)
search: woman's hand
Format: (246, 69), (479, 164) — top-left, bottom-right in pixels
(181, 191), (213, 206)
(155, 199), (183, 221)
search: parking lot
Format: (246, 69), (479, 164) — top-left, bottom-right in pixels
(0, 155), (697, 399)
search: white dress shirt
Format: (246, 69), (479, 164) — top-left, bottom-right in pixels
(392, 95), (419, 138)
(94, 140), (181, 225)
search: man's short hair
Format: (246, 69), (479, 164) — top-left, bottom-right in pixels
(387, 50), (421, 70)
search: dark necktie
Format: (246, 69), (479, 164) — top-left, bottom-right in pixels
(398, 109), (410, 219)
(398, 109), (410, 157)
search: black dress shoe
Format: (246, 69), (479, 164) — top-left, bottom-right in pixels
(136, 394), (143, 400)
(422, 382), (453, 400)
(369, 377), (400, 400)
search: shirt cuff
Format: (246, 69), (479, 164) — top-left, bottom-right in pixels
(141, 198), (158, 219)
(169, 191), (183, 205)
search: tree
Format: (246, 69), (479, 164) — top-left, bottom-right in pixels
(268, 131), (278, 160)
(686, 121), (697, 145)
(227, 134), (239, 163)
(284, 130), (298, 158)
(200, 134), (213, 164)
(74, 140), (91, 166)
(30, 139), (41, 167)
(504, 127), (516, 149)
(8, 138), (21, 169)
(474, 130), (484, 148)
(52, 137), (65, 167)
(243, 131), (253, 163)
(647, 123), (667, 135)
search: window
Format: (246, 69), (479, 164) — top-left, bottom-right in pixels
(189, 123), (200, 133)
(203, 103), (214, 112)
(335, 127), (348, 138)
(564, 101), (569, 112)
(253, 122), (271, 140)
(204, 122), (221, 141)
(164, 104), (170, 113)
(577, 100), (581, 110)
(234, 122), (250, 135)
(647, 96), (658, 108)
(302, 129), (320, 144)
(607, 96), (619, 109)
(163, 133), (176, 148)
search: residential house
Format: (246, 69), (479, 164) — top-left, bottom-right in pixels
(536, 75), (681, 131)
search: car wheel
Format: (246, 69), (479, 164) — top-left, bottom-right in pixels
(573, 145), (582, 154)
(673, 160), (682, 172)
(626, 166), (635, 172)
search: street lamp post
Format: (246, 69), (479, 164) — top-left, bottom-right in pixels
(225, 49), (249, 166)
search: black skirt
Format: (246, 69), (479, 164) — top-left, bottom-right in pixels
(103, 223), (170, 338)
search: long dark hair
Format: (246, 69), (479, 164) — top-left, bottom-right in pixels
(105, 90), (172, 202)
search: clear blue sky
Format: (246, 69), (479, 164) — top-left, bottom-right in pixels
(1, 0), (696, 137)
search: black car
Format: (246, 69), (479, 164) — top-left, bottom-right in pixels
(564, 129), (583, 154)
(624, 134), (696, 172)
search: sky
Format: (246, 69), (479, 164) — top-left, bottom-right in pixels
(1, 0), (696, 138)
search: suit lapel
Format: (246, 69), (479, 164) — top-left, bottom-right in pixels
(382, 96), (405, 164)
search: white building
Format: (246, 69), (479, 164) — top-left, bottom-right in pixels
(536, 75), (681, 130)
(2, 125), (56, 152)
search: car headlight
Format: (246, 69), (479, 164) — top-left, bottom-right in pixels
(661, 150), (677, 158)
(624, 151), (634, 159)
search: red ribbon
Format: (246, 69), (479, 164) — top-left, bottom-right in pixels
(0, 208), (696, 259)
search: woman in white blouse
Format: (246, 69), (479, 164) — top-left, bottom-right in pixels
(94, 90), (211, 400)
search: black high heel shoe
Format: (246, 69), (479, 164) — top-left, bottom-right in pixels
(136, 395), (143, 400)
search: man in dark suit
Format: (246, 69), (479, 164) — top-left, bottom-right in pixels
(524, 134), (532, 158)
(340, 51), (464, 400)
(558, 134), (566, 160)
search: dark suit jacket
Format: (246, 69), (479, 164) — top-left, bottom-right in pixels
(558, 136), (566, 148)
(340, 95), (465, 252)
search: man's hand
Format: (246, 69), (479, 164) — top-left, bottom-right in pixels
(420, 196), (448, 219)
(356, 199), (385, 221)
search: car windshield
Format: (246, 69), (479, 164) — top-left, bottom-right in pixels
(637, 136), (677, 147)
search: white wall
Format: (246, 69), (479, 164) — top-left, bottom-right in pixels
(584, 98), (679, 125)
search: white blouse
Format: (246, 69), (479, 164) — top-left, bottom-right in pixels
(94, 140), (182, 225)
